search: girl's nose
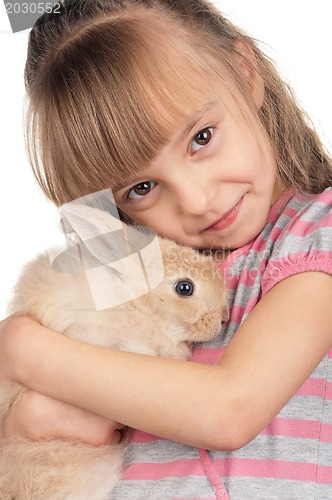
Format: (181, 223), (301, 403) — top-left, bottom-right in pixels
(174, 177), (215, 216)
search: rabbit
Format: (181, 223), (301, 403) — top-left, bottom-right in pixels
(0, 238), (227, 500)
(0, 217), (227, 500)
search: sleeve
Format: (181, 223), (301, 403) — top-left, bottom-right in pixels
(261, 188), (332, 296)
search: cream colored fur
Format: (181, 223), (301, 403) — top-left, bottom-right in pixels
(0, 237), (227, 499)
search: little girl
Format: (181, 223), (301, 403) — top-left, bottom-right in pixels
(1, 0), (332, 498)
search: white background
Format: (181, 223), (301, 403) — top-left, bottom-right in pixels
(0, 0), (331, 317)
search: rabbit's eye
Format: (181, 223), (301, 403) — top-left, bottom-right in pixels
(174, 279), (195, 297)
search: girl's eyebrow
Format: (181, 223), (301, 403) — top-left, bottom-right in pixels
(175, 100), (219, 144)
(112, 101), (219, 193)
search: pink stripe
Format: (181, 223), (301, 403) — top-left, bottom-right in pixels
(263, 417), (332, 441)
(280, 206), (298, 218)
(224, 273), (241, 290)
(228, 304), (245, 323)
(265, 188), (295, 223)
(229, 296), (260, 321)
(269, 251), (332, 269)
(317, 465), (332, 484)
(192, 346), (226, 364)
(198, 449), (229, 499)
(267, 223), (284, 240)
(129, 430), (162, 444)
(317, 190), (332, 205)
(122, 458), (205, 480)
(287, 214), (332, 237)
(264, 418), (319, 439)
(320, 424), (332, 443)
(296, 377), (329, 398)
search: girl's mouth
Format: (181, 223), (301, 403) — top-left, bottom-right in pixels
(204, 198), (243, 232)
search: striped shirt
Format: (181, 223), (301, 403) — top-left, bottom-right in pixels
(111, 188), (332, 499)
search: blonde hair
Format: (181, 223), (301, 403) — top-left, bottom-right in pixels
(25, 0), (332, 208)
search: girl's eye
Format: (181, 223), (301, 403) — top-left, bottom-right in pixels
(191, 127), (213, 154)
(127, 181), (156, 200)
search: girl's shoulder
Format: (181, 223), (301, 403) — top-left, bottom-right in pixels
(261, 187), (332, 295)
(220, 187), (332, 308)
(222, 187), (332, 275)
(268, 187), (332, 229)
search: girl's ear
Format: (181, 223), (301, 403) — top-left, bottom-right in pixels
(233, 39), (265, 109)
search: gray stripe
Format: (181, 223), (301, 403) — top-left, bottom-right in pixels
(211, 434), (327, 464)
(124, 440), (200, 465)
(111, 476), (215, 499)
(318, 442), (332, 466)
(272, 231), (332, 259)
(221, 476), (332, 500)
(279, 394), (326, 420)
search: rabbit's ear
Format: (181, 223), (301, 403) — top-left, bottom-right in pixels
(50, 191), (121, 274)
(51, 189), (165, 310)
(59, 195), (122, 242)
(60, 202), (123, 240)
(58, 189), (160, 264)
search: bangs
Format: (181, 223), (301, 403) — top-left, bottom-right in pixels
(27, 10), (225, 205)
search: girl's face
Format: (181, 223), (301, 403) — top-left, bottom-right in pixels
(113, 93), (279, 251)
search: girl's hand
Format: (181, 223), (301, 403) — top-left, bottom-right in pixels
(0, 313), (26, 382)
(2, 390), (126, 445)
(0, 314), (126, 445)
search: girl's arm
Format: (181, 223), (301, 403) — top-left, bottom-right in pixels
(1, 389), (126, 445)
(2, 271), (332, 451)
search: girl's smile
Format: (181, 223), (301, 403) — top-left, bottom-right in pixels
(202, 197), (243, 232)
(114, 95), (279, 250)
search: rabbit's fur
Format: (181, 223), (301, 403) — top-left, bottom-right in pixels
(0, 237), (227, 500)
